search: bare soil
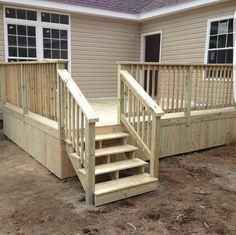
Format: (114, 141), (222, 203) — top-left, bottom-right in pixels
(0, 132), (236, 235)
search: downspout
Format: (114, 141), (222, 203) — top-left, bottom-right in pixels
(234, 10), (236, 102)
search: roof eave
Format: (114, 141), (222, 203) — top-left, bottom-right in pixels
(0, 0), (228, 22)
(138, 0), (229, 21)
(0, 0), (139, 21)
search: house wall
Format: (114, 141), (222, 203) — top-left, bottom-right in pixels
(141, 0), (236, 63)
(71, 14), (141, 98)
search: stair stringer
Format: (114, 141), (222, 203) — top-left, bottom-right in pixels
(65, 145), (86, 191)
(120, 119), (150, 161)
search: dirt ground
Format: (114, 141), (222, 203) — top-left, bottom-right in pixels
(0, 131), (236, 235)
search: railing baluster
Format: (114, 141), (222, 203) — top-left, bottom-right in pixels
(181, 66), (185, 111)
(80, 110), (84, 163)
(198, 66), (203, 110)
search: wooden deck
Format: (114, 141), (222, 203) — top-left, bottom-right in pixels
(89, 98), (118, 126)
(1, 61), (236, 205)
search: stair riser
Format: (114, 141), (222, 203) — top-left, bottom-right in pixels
(95, 124), (122, 135)
(95, 182), (157, 206)
(96, 139), (126, 149)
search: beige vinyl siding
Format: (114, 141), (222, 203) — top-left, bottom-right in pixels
(141, 0), (236, 64)
(71, 14), (140, 98)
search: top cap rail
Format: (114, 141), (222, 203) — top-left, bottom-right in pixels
(57, 69), (99, 123)
(120, 70), (164, 117)
(117, 61), (233, 67)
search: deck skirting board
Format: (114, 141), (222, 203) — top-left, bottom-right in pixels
(3, 103), (75, 179)
(3, 103), (236, 178)
(159, 108), (236, 158)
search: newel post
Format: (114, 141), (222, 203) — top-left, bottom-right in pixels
(85, 121), (96, 204)
(117, 64), (124, 124)
(185, 65), (193, 125)
(150, 114), (161, 178)
(56, 62), (66, 143)
(0, 65), (6, 105)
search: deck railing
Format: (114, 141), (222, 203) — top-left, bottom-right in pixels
(57, 69), (99, 204)
(0, 61), (65, 121)
(118, 69), (164, 177)
(118, 62), (234, 114)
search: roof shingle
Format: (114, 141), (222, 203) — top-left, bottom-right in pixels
(50, 0), (191, 14)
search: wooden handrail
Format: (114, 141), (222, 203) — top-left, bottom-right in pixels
(117, 62), (233, 67)
(118, 69), (163, 178)
(57, 69), (99, 123)
(118, 63), (234, 114)
(57, 69), (98, 204)
(120, 70), (164, 117)
(0, 60), (67, 65)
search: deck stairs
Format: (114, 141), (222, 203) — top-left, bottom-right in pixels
(68, 128), (158, 206)
(57, 69), (162, 206)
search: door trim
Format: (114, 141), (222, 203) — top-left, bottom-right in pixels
(140, 31), (162, 62)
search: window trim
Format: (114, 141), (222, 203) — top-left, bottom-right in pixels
(204, 15), (234, 65)
(3, 5), (71, 72)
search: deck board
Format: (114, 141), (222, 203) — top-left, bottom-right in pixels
(89, 98), (117, 126)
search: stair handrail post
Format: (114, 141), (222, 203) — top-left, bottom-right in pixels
(85, 120), (96, 204)
(150, 113), (161, 178)
(117, 64), (125, 124)
(0, 65), (6, 106)
(56, 62), (66, 143)
(185, 65), (193, 125)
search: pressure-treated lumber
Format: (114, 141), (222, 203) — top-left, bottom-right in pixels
(95, 132), (128, 141)
(57, 69), (99, 123)
(94, 173), (157, 206)
(118, 62), (234, 114)
(79, 158), (147, 176)
(120, 70), (164, 117)
(118, 69), (163, 180)
(95, 144), (137, 158)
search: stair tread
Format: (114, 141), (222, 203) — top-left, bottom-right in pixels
(79, 158), (147, 176)
(95, 144), (137, 157)
(96, 132), (128, 141)
(95, 173), (157, 195)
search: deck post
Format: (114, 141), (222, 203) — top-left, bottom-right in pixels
(20, 64), (28, 115)
(185, 65), (193, 125)
(56, 63), (66, 143)
(85, 121), (96, 204)
(150, 115), (161, 178)
(117, 64), (124, 124)
(0, 65), (6, 105)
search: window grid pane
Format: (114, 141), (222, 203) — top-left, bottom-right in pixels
(6, 8), (69, 63)
(41, 12), (69, 25)
(43, 28), (68, 60)
(6, 8), (37, 21)
(208, 18), (233, 64)
(7, 24), (37, 59)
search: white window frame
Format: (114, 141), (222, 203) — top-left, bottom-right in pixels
(140, 31), (162, 62)
(204, 15), (234, 64)
(3, 5), (72, 72)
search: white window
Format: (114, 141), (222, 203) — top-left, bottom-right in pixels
(4, 7), (71, 69)
(206, 17), (233, 64)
